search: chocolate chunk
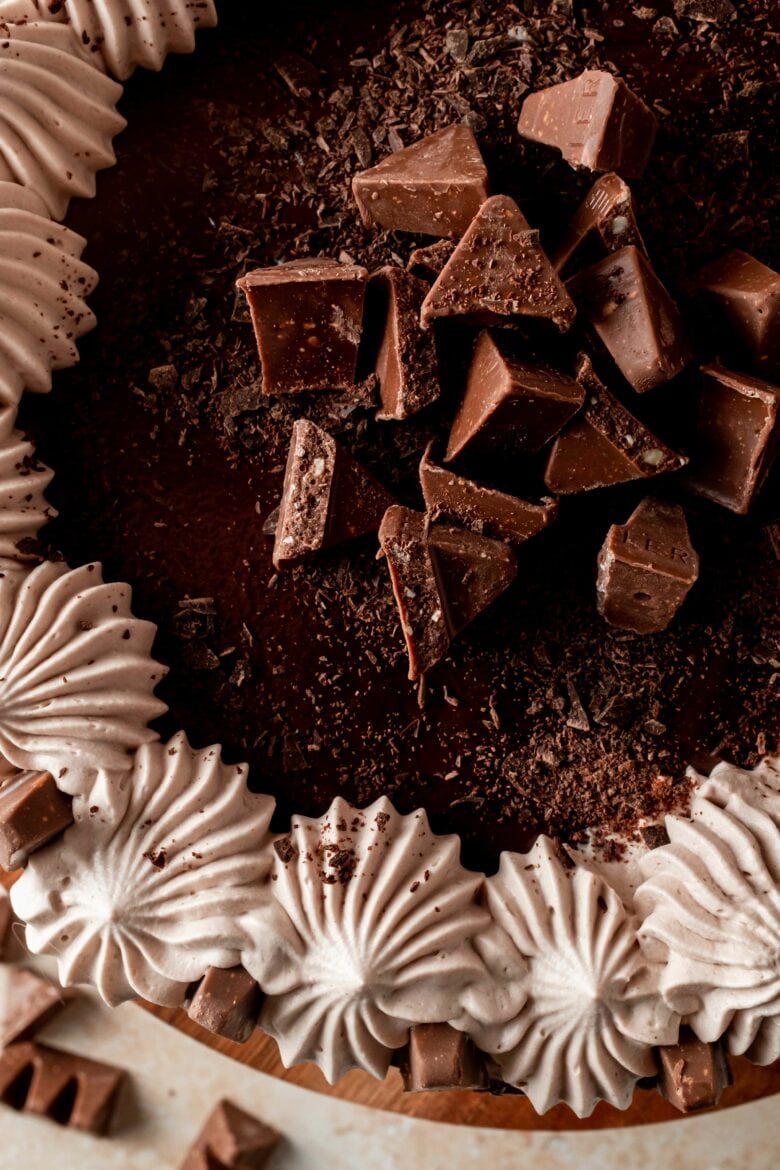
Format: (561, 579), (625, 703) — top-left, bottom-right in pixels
(236, 258), (368, 395)
(420, 442), (558, 544)
(596, 499), (699, 634)
(673, 0), (735, 22)
(0, 1042), (125, 1134)
(656, 1030), (732, 1113)
(570, 246), (692, 393)
(0, 887), (11, 959)
(368, 267), (440, 420)
(407, 239), (455, 282)
(273, 52), (322, 100)
(691, 250), (780, 374)
(518, 69), (658, 178)
(687, 364), (780, 514)
(352, 123), (489, 238)
(446, 330), (585, 460)
(378, 506), (517, 678)
(186, 965), (262, 1044)
(400, 1023), (488, 1092)
(1, 969), (66, 1047)
(421, 196), (575, 331)
(179, 1099), (281, 1170)
(273, 420), (395, 569)
(0, 770), (73, 871)
(551, 173), (646, 275)
(545, 355), (687, 492)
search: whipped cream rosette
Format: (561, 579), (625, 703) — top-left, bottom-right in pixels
(0, 404), (55, 559)
(242, 797), (492, 1083)
(637, 758), (780, 1065)
(468, 838), (678, 1117)
(12, 732), (278, 1005)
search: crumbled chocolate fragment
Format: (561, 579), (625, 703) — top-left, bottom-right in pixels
(237, 258), (368, 395)
(545, 355), (687, 492)
(691, 250), (779, 375)
(272, 835), (298, 864)
(570, 246), (692, 393)
(0, 770), (74, 871)
(673, 0), (735, 22)
(551, 172), (646, 275)
(273, 52), (321, 100)
(420, 442), (557, 545)
(640, 822), (670, 850)
(187, 965), (263, 1045)
(261, 504), (280, 537)
(352, 123), (489, 238)
(421, 196), (575, 331)
(178, 1098), (280, 1170)
(273, 419), (395, 569)
(400, 1023), (489, 1092)
(597, 499), (699, 634)
(446, 330), (584, 460)
(656, 1029), (732, 1113)
(0, 1042), (125, 1134)
(518, 69), (658, 178)
(686, 364), (780, 514)
(367, 266), (440, 420)
(407, 239), (455, 282)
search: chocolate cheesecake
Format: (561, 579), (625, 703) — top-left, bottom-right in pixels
(0, 0), (778, 1120)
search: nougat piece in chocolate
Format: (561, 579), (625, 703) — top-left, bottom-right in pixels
(570, 246), (692, 393)
(687, 364), (780, 514)
(0, 1042), (125, 1134)
(1, 969), (66, 1047)
(545, 355), (687, 493)
(446, 330), (584, 461)
(179, 1099), (281, 1170)
(551, 173), (646, 275)
(186, 965), (262, 1044)
(273, 420), (395, 569)
(421, 196), (575, 331)
(352, 123), (489, 238)
(691, 250), (780, 374)
(400, 1024), (489, 1092)
(420, 443), (558, 545)
(518, 69), (658, 178)
(596, 499), (699, 634)
(656, 1031), (732, 1114)
(407, 239), (456, 282)
(0, 770), (73, 871)
(369, 267), (440, 420)
(236, 258), (368, 395)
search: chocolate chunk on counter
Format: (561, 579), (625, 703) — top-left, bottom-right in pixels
(691, 250), (780, 374)
(0, 887), (11, 959)
(0, 1042), (125, 1134)
(378, 506), (517, 679)
(545, 355), (687, 493)
(352, 123), (489, 238)
(518, 69), (658, 178)
(446, 330), (585, 460)
(236, 258), (368, 395)
(421, 196), (575, 332)
(273, 420), (395, 569)
(420, 443), (558, 544)
(0, 770), (73, 871)
(407, 239), (455, 282)
(596, 499), (699, 634)
(186, 965), (262, 1044)
(179, 1099), (281, 1170)
(570, 246), (692, 393)
(656, 1030), (732, 1113)
(1, 969), (66, 1047)
(369, 266), (440, 420)
(687, 364), (780, 514)
(551, 173), (646, 275)
(400, 1024), (489, 1092)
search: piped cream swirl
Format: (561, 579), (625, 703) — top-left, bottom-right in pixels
(0, 404), (55, 558)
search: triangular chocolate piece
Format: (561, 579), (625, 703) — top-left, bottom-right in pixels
(544, 355), (687, 493)
(1, 969), (66, 1047)
(368, 266), (441, 420)
(352, 124), (489, 238)
(421, 196), (575, 331)
(518, 70), (657, 178)
(420, 442), (558, 544)
(378, 506), (517, 678)
(180, 1099), (280, 1170)
(273, 420), (395, 569)
(691, 250), (780, 373)
(407, 239), (456, 282)
(551, 173), (646, 275)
